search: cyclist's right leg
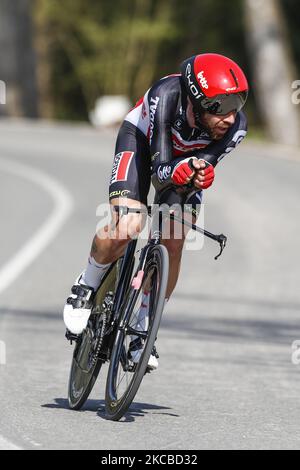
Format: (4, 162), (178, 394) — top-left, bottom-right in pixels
(89, 119), (151, 281)
(90, 196), (147, 266)
(63, 197), (146, 335)
(64, 121), (151, 335)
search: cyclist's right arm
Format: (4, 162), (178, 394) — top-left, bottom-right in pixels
(148, 78), (213, 191)
(147, 78), (185, 191)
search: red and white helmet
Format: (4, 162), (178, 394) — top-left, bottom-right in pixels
(180, 53), (248, 115)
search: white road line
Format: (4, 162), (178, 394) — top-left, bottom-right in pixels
(0, 156), (74, 295)
(0, 156), (74, 450)
(0, 435), (22, 450)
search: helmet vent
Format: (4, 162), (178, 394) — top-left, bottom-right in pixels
(230, 68), (239, 88)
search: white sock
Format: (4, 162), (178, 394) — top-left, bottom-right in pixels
(135, 295), (168, 332)
(80, 256), (111, 290)
(130, 292), (150, 348)
(131, 294), (169, 348)
(136, 292), (150, 331)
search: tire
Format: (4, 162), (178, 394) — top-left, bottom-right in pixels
(68, 263), (118, 410)
(105, 244), (169, 421)
(68, 323), (104, 410)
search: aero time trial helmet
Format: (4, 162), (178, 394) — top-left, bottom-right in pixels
(180, 53), (248, 117)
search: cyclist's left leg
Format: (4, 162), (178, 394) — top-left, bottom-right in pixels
(156, 188), (202, 299)
(130, 188), (202, 369)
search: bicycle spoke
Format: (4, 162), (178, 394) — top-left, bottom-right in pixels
(116, 368), (127, 394)
(115, 333), (131, 398)
(105, 245), (169, 420)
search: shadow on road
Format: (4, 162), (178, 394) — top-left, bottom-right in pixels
(1, 305), (300, 346)
(173, 291), (300, 312)
(42, 398), (103, 412)
(42, 398), (178, 422)
(162, 315), (300, 346)
(97, 402), (179, 422)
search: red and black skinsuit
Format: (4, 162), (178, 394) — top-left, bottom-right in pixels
(109, 74), (247, 214)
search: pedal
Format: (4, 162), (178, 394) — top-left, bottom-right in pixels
(65, 329), (80, 344)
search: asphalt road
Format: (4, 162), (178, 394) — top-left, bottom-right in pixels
(0, 119), (300, 450)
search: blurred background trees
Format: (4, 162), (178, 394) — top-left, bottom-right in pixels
(0, 0), (299, 144)
(0, 0), (38, 117)
(245, 0), (299, 145)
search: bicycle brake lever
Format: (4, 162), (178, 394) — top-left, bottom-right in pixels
(214, 234), (227, 260)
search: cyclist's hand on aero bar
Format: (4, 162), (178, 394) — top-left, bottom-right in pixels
(192, 159), (215, 190)
(171, 157), (198, 185)
(171, 157), (215, 189)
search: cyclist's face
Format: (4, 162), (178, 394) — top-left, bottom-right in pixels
(201, 110), (237, 140)
(187, 97), (236, 140)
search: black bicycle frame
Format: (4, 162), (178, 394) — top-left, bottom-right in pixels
(100, 202), (227, 366)
(104, 203), (227, 338)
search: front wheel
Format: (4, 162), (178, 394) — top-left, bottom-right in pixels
(105, 244), (169, 421)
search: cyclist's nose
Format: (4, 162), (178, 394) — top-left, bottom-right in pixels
(222, 111), (236, 125)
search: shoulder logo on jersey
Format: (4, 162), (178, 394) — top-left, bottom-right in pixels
(110, 151), (134, 184)
(199, 130), (210, 139)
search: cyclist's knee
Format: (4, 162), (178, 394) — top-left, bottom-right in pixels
(115, 215), (145, 240)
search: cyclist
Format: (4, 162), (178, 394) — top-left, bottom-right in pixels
(64, 53), (248, 369)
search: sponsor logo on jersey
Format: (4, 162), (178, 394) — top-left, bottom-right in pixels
(199, 130), (210, 138)
(197, 71), (209, 89)
(151, 152), (160, 162)
(149, 96), (160, 144)
(109, 189), (131, 198)
(157, 165), (172, 183)
(174, 119), (183, 130)
(110, 151), (134, 184)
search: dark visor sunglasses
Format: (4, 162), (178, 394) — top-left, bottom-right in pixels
(200, 91), (248, 115)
